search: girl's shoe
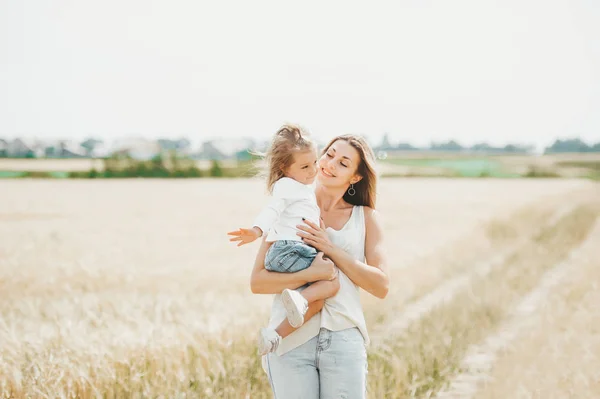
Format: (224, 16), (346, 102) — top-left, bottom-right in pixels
(281, 288), (309, 328)
(258, 328), (281, 355)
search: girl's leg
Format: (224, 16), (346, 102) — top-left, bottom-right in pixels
(276, 300), (324, 338)
(300, 278), (340, 303)
(265, 335), (320, 399)
(282, 276), (340, 329)
(258, 299), (325, 355)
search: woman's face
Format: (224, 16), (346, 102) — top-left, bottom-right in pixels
(317, 140), (362, 187)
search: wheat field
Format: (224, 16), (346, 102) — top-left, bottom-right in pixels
(0, 178), (599, 398)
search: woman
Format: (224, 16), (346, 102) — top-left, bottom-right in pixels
(250, 134), (389, 399)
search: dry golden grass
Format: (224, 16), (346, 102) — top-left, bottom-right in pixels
(476, 220), (600, 399)
(0, 178), (598, 398)
(369, 199), (599, 398)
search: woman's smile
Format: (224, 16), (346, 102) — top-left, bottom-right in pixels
(320, 168), (335, 178)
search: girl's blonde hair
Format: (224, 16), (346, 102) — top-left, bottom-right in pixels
(265, 124), (315, 193)
(321, 134), (378, 209)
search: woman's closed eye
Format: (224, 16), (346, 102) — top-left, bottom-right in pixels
(326, 152), (347, 167)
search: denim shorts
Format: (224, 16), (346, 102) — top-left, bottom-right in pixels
(265, 240), (318, 273)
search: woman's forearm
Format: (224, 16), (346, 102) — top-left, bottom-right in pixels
(328, 247), (389, 299)
(250, 268), (311, 294)
(250, 236), (337, 294)
(250, 237), (309, 294)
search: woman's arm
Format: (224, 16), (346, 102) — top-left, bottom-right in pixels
(297, 208), (389, 299)
(250, 237), (338, 294)
(328, 208), (389, 298)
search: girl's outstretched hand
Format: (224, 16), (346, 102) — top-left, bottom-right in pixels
(228, 227), (262, 246)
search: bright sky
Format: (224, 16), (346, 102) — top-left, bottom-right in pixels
(1, 0), (599, 149)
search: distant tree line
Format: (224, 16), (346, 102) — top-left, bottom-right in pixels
(376, 134), (600, 154)
(544, 138), (600, 154)
(2, 135), (599, 160)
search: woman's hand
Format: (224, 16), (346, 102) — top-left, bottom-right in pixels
(305, 252), (338, 282)
(296, 219), (335, 255)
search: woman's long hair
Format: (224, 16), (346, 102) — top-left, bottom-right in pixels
(321, 135), (378, 209)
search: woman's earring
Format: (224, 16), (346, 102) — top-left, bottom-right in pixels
(348, 184), (356, 196)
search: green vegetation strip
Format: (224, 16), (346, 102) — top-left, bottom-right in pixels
(4, 157), (600, 179)
(0, 171), (26, 178)
(0, 171), (70, 178)
(382, 158), (520, 178)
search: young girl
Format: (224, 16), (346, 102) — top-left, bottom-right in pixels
(228, 124), (340, 355)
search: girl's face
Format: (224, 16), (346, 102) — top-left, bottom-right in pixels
(318, 140), (362, 187)
(285, 149), (318, 185)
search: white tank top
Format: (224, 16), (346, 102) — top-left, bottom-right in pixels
(268, 205), (370, 356)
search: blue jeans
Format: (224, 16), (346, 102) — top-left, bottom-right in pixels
(265, 240), (318, 273)
(263, 328), (368, 399)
